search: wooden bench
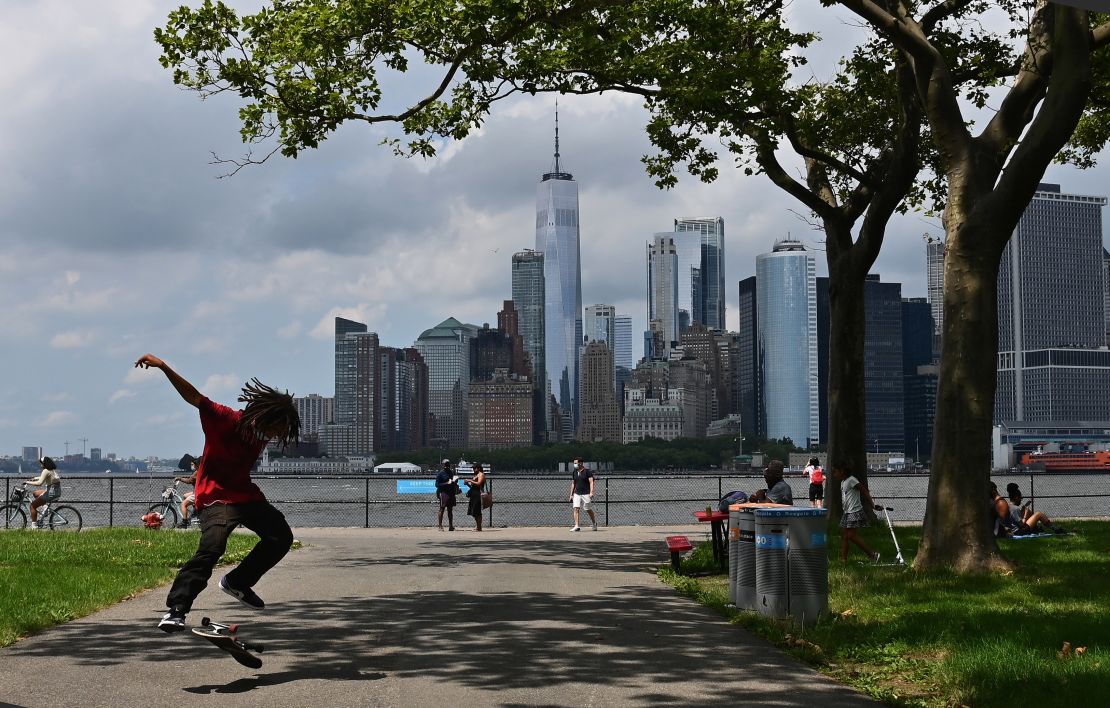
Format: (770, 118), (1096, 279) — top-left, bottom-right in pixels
(665, 535), (694, 571)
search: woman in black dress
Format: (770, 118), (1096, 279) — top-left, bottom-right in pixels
(465, 464), (486, 531)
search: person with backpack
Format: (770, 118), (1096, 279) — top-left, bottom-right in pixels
(804, 457), (825, 508)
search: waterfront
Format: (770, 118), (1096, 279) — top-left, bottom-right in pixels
(3, 471), (1106, 529)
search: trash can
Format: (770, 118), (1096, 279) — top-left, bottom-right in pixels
(754, 507), (829, 626)
(728, 505), (741, 605)
(785, 508), (828, 626)
(754, 508), (790, 619)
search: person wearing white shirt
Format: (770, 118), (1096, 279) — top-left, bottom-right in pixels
(26, 457), (62, 529)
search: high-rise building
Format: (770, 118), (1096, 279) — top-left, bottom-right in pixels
(333, 317), (377, 455)
(669, 356), (712, 438)
(471, 324), (515, 382)
(996, 183), (1110, 422)
(756, 240), (818, 448)
(863, 275), (905, 453)
(512, 250), (546, 437)
(334, 316), (367, 434)
(816, 276), (905, 452)
(21, 446), (43, 463)
(902, 298), (936, 461)
(294, 394), (335, 438)
(614, 316), (634, 370)
(468, 369), (534, 449)
(535, 113), (583, 435)
(675, 216), (726, 330)
(679, 322), (728, 421)
(584, 304), (617, 347)
(926, 239), (945, 356)
(578, 340), (622, 443)
(415, 317), (479, 448)
(647, 234), (679, 347)
(736, 276), (761, 438)
(89, 448), (102, 462)
(376, 348), (429, 452)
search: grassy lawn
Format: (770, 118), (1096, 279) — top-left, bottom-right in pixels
(661, 520), (1109, 707)
(0, 528), (261, 647)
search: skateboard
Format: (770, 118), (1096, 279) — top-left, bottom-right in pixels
(191, 617), (264, 669)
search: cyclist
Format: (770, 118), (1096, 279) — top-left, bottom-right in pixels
(26, 456), (62, 529)
(174, 454), (201, 528)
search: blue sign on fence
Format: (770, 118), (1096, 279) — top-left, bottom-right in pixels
(396, 479), (436, 494)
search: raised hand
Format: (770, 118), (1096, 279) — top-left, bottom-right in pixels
(134, 353), (165, 370)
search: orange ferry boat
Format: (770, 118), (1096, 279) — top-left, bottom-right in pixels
(1019, 450), (1110, 471)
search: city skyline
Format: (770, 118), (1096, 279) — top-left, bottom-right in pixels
(4, 4), (1109, 458)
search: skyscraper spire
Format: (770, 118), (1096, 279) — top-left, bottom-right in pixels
(543, 100), (572, 181)
(554, 99), (561, 175)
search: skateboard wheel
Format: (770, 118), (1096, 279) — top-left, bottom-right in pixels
(201, 617), (211, 626)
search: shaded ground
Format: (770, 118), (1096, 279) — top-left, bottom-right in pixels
(0, 526), (874, 707)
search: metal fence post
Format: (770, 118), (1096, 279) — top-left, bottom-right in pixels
(365, 478), (370, 528)
(718, 476), (722, 502)
(1029, 472), (1035, 513)
(605, 478), (609, 527)
(109, 478), (115, 527)
(486, 476), (493, 528)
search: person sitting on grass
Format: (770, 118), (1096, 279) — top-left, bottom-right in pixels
(26, 456), (62, 530)
(135, 353), (299, 633)
(749, 460), (792, 505)
(832, 462), (881, 564)
(991, 482), (1065, 536)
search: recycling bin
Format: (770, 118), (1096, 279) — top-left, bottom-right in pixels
(728, 505), (741, 604)
(785, 507), (828, 626)
(754, 508), (790, 619)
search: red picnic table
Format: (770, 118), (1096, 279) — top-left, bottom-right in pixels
(694, 510), (730, 568)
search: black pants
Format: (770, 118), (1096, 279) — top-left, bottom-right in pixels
(166, 501), (293, 612)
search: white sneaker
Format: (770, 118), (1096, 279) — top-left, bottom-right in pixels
(571, 526), (581, 532)
(592, 522), (598, 531)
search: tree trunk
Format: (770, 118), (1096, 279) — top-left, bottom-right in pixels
(824, 263), (869, 520)
(914, 226), (1011, 572)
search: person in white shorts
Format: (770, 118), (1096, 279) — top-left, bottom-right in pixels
(568, 458), (598, 531)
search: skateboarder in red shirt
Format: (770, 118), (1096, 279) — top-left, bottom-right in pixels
(134, 354), (300, 633)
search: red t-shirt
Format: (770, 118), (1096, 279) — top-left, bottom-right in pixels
(194, 397), (267, 508)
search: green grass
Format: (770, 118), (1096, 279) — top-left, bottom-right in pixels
(0, 528), (260, 646)
(661, 520), (1110, 707)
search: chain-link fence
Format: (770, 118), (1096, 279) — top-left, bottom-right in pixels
(2, 471), (1106, 529)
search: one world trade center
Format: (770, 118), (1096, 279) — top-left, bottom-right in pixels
(535, 112), (582, 440)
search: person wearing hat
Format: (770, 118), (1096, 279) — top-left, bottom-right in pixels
(434, 459), (458, 531)
(26, 456), (62, 529)
(749, 459), (793, 505)
(174, 454), (201, 528)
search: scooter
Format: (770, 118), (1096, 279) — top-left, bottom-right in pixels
(876, 506), (908, 566)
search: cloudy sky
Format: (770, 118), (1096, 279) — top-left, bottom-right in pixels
(2, 2), (1107, 460)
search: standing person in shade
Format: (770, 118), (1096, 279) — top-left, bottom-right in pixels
(832, 462), (881, 563)
(804, 457), (825, 508)
(435, 459), (457, 531)
(749, 460), (793, 505)
(569, 458), (598, 532)
(134, 353), (300, 633)
(464, 463), (487, 532)
(26, 456), (61, 529)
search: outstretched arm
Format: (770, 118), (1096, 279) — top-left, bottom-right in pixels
(134, 354), (202, 408)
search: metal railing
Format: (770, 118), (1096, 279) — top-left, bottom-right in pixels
(3, 471), (1106, 529)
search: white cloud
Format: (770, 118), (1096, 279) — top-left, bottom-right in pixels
(50, 330), (93, 349)
(311, 304), (388, 340)
(109, 389), (136, 404)
(125, 366), (158, 384)
(202, 374), (240, 395)
(64, 270), (80, 286)
(191, 337), (228, 355)
(278, 321), (303, 339)
(36, 411), (76, 428)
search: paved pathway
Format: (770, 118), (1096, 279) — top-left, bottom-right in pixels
(0, 526), (874, 707)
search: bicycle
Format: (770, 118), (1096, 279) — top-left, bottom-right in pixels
(0, 484), (83, 531)
(146, 480), (197, 529)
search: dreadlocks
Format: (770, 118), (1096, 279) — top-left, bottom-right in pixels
(236, 377), (300, 449)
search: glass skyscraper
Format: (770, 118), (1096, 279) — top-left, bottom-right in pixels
(926, 239), (945, 353)
(535, 117), (582, 434)
(414, 317), (479, 448)
(996, 183), (1110, 422)
(584, 304), (616, 346)
(511, 249), (546, 434)
(614, 316), (634, 371)
(756, 240), (818, 448)
(675, 216), (726, 330)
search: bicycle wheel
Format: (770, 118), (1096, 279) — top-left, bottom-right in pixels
(0, 504), (27, 530)
(147, 502), (178, 529)
(48, 505), (82, 532)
